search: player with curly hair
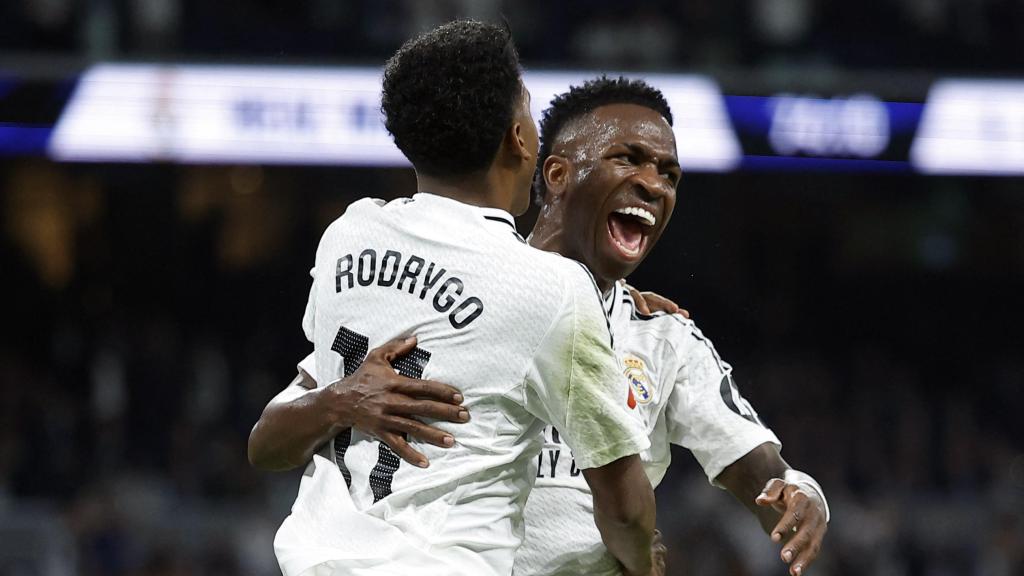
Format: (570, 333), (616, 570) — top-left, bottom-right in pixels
(267, 21), (659, 576)
(256, 73), (830, 576)
(519, 75), (829, 576)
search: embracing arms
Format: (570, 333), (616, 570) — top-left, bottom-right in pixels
(248, 336), (468, 471)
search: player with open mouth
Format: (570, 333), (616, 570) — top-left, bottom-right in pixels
(251, 76), (829, 576)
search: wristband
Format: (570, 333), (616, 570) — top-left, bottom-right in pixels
(783, 469), (830, 523)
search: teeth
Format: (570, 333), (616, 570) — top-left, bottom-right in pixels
(614, 206), (656, 227)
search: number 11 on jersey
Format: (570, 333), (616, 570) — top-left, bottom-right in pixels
(330, 325), (432, 502)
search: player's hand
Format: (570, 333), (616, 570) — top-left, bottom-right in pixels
(650, 529), (667, 576)
(625, 284), (690, 318)
(622, 530), (667, 576)
(755, 478), (828, 576)
(327, 335), (469, 468)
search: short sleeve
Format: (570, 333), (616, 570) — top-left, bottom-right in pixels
(665, 327), (780, 487)
(524, 265), (650, 470)
(302, 266), (317, 344)
(297, 352), (317, 382)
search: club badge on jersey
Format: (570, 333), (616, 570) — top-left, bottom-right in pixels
(624, 355), (654, 409)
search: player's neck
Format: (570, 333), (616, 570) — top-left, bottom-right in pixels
(417, 172), (515, 214)
(529, 210), (616, 295)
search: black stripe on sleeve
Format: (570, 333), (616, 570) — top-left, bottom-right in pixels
(573, 262), (614, 349)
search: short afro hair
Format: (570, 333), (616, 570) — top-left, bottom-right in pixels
(534, 76), (673, 205)
(382, 20), (522, 177)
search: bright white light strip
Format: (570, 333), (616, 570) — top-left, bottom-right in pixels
(48, 64), (740, 171)
(911, 79), (1024, 175)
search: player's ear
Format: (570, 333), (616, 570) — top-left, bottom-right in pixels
(543, 155), (569, 199)
(506, 121), (533, 162)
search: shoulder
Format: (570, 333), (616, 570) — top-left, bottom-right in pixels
(629, 308), (695, 347)
(320, 197), (388, 238)
(625, 309), (730, 371)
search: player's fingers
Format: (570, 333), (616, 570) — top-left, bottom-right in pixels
(788, 527), (825, 576)
(677, 307), (691, 319)
(639, 291), (680, 314)
(625, 284), (653, 315)
(392, 398), (470, 423)
(780, 525), (813, 569)
(393, 377), (464, 405)
(378, 432), (429, 468)
(383, 415), (456, 449)
(779, 509), (819, 571)
(755, 477), (787, 506)
(370, 335), (419, 363)
(770, 492), (809, 543)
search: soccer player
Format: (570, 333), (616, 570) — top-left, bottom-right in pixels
(516, 77), (829, 576)
(268, 22), (658, 576)
(253, 76), (830, 574)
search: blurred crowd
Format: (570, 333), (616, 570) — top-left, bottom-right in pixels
(1, 160), (1022, 575)
(2, 0), (1023, 71)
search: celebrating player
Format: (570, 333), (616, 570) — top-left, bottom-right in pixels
(515, 77), (829, 576)
(268, 21), (658, 576)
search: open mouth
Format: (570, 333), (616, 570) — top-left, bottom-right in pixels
(607, 206), (656, 260)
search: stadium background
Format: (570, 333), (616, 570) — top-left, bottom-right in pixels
(2, 1), (1023, 575)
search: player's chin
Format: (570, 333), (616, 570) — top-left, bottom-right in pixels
(597, 238), (644, 281)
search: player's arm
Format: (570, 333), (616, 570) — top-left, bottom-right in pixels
(664, 328), (828, 576)
(527, 268), (658, 576)
(247, 336), (469, 471)
(583, 456), (658, 576)
(717, 444), (829, 576)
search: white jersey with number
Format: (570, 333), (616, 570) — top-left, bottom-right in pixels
(513, 282), (781, 576)
(274, 194), (649, 576)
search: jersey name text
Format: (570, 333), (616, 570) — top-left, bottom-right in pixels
(335, 248), (484, 329)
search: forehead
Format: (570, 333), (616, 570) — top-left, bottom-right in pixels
(560, 103), (676, 156)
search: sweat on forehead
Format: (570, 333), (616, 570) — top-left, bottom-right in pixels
(552, 104), (676, 161)
(533, 76), (673, 204)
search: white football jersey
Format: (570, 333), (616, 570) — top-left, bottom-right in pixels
(275, 194), (649, 576)
(513, 281), (781, 576)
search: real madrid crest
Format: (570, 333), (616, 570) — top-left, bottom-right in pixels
(624, 356), (653, 409)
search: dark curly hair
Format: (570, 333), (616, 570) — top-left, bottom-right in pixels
(534, 76), (674, 205)
(381, 20), (522, 177)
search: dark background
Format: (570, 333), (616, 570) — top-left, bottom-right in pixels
(2, 1), (1023, 575)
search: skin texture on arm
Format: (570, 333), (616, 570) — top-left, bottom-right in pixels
(247, 336), (469, 471)
(583, 454), (659, 576)
(248, 371), (341, 471)
(716, 442), (829, 576)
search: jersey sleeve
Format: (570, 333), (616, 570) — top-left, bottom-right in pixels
(297, 352), (317, 382)
(302, 266), (317, 344)
(665, 326), (780, 487)
(523, 264), (650, 470)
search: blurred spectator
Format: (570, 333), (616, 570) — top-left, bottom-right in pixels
(1, 0), (1021, 70)
(1, 162), (1021, 574)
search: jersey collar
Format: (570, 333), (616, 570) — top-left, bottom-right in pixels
(604, 280), (635, 342)
(412, 192), (525, 243)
